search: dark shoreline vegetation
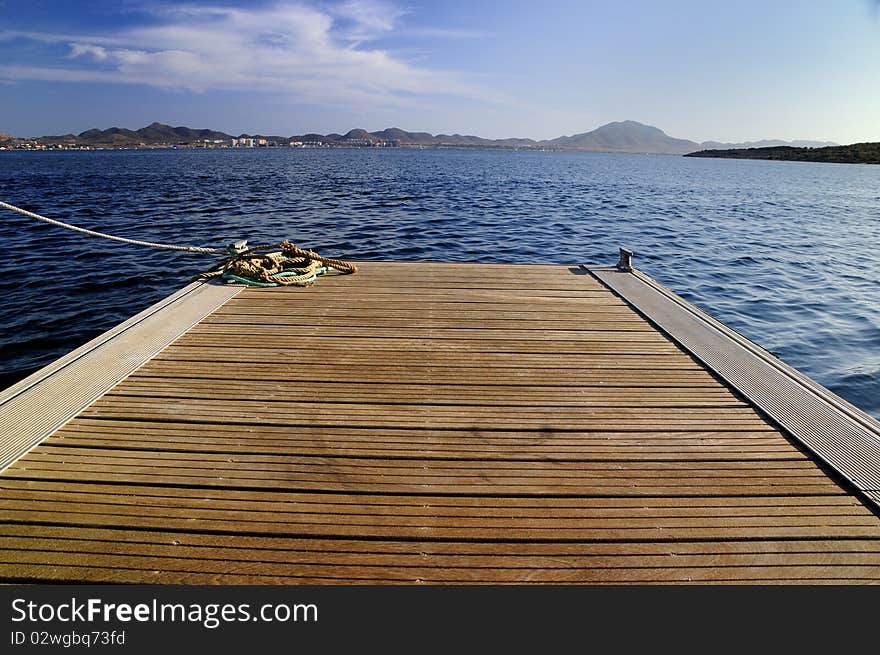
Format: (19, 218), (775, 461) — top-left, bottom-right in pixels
(685, 142), (880, 165)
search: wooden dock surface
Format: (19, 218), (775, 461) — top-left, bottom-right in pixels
(2, 261), (879, 583)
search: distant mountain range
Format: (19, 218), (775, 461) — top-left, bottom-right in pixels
(533, 123), (835, 154)
(10, 120), (839, 155)
(700, 138), (838, 150)
(29, 122), (234, 147)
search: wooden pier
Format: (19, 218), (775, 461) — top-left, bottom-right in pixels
(1, 260), (879, 583)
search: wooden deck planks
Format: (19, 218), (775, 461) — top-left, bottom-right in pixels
(1, 260), (879, 584)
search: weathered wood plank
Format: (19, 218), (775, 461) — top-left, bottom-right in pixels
(134, 364), (721, 387)
(46, 421), (794, 460)
(5, 563), (878, 584)
(3, 523), (875, 554)
(109, 379), (749, 407)
(6, 481), (857, 508)
(169, 335), (685, 354)
(153, 349), (703, 368)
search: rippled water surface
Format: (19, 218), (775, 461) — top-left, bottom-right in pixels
(1, 148), (878, 417)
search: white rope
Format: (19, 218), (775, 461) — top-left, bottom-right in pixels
(0, 200), (221, 254)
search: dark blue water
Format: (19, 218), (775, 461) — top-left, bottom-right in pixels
(1, 148), (878, 418)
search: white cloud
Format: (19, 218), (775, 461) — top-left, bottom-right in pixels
(408, 28), (491, 39)
(332, 0), (406, 39)
(68, 43), (109, 60)
(0, 1), (493, 107)
(0, 64), (132, 84)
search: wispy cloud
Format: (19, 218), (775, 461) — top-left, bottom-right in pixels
(0, 1), (497, 107)
(408, 27), (492, 39)
(331, 0), (407, 41)
(67, 43), (109, 60)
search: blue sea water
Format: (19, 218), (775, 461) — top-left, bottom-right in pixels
(0, 147), (878, 418)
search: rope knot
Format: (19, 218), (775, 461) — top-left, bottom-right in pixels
(193, 241), (357, 287)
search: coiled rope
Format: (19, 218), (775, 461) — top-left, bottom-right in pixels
(0, 199), (357, 286)
(193, 241), (358, 287)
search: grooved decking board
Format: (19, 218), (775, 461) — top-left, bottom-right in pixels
(1, 261), (878, 584)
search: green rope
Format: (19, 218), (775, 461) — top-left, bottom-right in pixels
(221, 265), (331, 287)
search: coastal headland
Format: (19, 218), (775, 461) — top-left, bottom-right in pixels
(685, 142), (880, 165)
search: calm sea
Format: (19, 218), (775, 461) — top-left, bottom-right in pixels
(1, 148), (878, 418)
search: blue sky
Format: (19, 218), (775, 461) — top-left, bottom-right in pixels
(1, 0), (879, 142)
